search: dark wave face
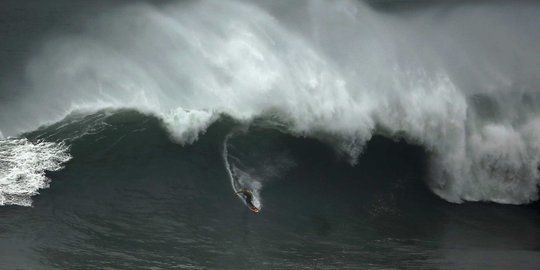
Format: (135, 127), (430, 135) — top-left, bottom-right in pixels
(0, 110), (539, 269)
(1, 0), (540, 269)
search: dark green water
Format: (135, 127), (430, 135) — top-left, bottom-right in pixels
(0, 111), (538, 269)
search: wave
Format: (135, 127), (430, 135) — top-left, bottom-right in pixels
(1, 110), (539, 269)
(0, 0), (539, 205)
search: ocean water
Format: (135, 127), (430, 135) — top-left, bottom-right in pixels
(1, 1), (540, 269)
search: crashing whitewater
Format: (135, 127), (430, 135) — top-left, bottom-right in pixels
(0, 0), (539, 206)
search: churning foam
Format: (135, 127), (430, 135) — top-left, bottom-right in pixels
(0, 139), (71, 206)
(0, 0), (539, 204)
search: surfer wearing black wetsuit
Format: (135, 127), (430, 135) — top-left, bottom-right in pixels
(236, 189), (259, 212)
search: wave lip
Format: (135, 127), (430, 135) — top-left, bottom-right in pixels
(0, 138), (71, 206)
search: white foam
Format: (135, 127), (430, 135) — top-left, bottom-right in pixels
(0, 139), (71, 206)
(161, 108), (218, 145)
(1, 0), (539, 204)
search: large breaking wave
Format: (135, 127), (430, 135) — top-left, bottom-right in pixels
(0, 0), (539, 205)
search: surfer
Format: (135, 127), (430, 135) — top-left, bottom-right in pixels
(236, 189), (260, 213)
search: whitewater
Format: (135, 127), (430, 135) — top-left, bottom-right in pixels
(0, 0), (539, 206)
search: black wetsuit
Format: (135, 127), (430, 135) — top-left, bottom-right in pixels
(240, 190), (256, 209)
